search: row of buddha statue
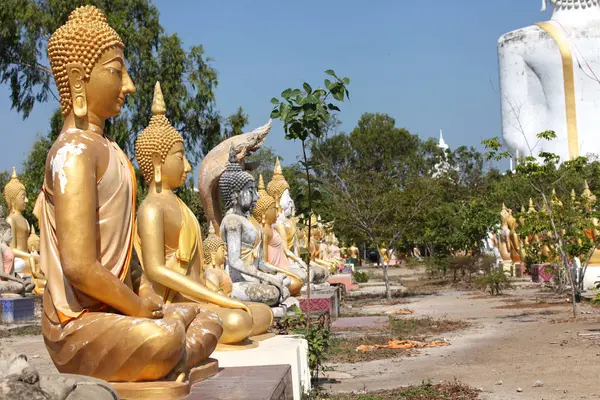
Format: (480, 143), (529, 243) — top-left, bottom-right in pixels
(492, 182), (600, 268)
(0, 5), (353, 387)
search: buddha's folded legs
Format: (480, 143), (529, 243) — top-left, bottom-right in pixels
(42, 303), (222, 382)
(231, 282), (280, 307)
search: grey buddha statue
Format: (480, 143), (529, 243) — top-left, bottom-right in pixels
(219, 148), (292, 309)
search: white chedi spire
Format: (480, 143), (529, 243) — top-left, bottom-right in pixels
(437, 129), (449, 151)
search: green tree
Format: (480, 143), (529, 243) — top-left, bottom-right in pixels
(222, 106), (249, 139)
(245, 146), (281, 183)
(0, 0), (221, 163)
(270, 69), (349, 327)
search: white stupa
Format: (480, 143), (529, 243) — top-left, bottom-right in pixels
(433, 129), (458, 178)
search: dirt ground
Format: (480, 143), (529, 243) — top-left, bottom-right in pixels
(324, 267), (600, 400)
(5, 267), (600, 399)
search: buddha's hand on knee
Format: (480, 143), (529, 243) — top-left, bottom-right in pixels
(135, 296), (164, 319)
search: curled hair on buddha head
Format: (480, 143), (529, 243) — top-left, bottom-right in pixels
(203, 222), (225, 265)
(252, 174), (276, 223)
(219, 147), (255, 211)
(47, 5), (124, 116)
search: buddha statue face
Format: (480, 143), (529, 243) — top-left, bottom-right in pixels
(240, 181), (259, 214)
(157, 141), (191, 190)
(11, 189), (27, 213)
(84, 47), (135, 120)
(280, 189), (293, 217)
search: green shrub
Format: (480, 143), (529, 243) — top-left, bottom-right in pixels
(475, 268), (512, 295)
(353, 270), (369, 283)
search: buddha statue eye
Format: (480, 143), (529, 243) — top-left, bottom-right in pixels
(107, 67), (122, 76)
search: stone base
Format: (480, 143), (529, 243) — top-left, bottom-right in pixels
(211, 335), (309, 400)
(501, 261), (514, 277)
(186, 364), (293, 400)
(0, 295), (34, 322)
(110, 359), (218, 400)
(514, 262), (525, 278)
(297, 287), (341, 319)
(327, 273), (359, 291)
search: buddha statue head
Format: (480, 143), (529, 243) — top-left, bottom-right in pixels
(267, 158), (292, 217)
(253, 175), (277, 225)
(541, 0), (598, 12)
(581, 180), (597, 211)
(135, 82), (190, 191)
(203, 222), (226, 269)
(219, 147), (258, 216)
(47, 5), (135, 128)
(4, 167), (27, 213)
(27, 227), (40, 253)
(551, 188), (564, 208)
(528, 198), (537, 214)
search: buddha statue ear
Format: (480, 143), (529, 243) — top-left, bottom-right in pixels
(66, 63), (87, 129)
(151, 153), (162, 186)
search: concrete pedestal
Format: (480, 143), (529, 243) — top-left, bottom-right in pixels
(297, 287), (340, 319)
(186, 365), (293, 400)
(0, 296), (34, 322)
(211, 335), (309, 400)
(532, 264), (556, 284)
(327, 273), (359, 291)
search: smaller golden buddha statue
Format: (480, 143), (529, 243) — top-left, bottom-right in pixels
(252, 175), (304, 296)
(379, 246), (389, 264)
(203, 222), (233, 297)
(134, 82), (272, 344)
(347, 241), (360, 265)
(3, 168), (41, 280)
(506, 207), (523, 263)
(0, 205), (34, 296)
(499, 204), (512, 262)
(340, 241), (348, 259)
(581, 181), (600, 265)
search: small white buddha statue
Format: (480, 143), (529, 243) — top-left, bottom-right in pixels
(498, 0), (600, 161)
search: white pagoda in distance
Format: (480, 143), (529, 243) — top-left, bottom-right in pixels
(433, 129), (457, 178)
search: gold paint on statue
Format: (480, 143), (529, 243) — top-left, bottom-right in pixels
(134, 82), (271, 344)
(37, 6), (222, 384)
(535, 21), (579, 160)
(203, 222), (233, 297)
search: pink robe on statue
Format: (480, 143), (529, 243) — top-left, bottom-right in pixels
(3, 246), (14, 275)
(267, 229), (291, 269)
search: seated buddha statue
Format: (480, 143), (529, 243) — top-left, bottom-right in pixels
(499, 204), (513, 263)
(3, 168), (42, 286)
(34, 6), (222, 382)
(253, 175), (304, 296)
(0, 205), (34, 296)
(329, 234), (343, 262)
(134, 82), (272, 344)
(266, 159), (327, 285)
(203, 222), (233, 297)
(220, 148), (292, 307)
(309, 217), (339, 274)
(581, 181), (600, 265)
(347, 242), (360, 265)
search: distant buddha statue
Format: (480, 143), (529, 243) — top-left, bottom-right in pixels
(581, 181), (600, 264)
(35, 6), (221, 382)
(219, 148), (292, 308)
(498, 0), (600, 161)
(253, 175), (304, 296)
(0, 205), (34, 296)
(3, 168), (41, 282)
(340, 241), (348, 259)
(266, 159), (328, 284)
(499, 204), (513, 263)
(133, 82), (271, 344)
(506, 206), (524, 263)
(203, 222), (233, 297)
(347, 241), (360, 265)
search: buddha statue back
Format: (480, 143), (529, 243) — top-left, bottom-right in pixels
(498, 0), (600, 161)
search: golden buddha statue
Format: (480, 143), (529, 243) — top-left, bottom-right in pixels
(134, 82), (272, 344)
(3, 168), (42, 282)
(505, 206), (523, 263)
(581, 181), (600, 265)
(347, 241), (360, 265)
(253, 175), (304, 295)
(35, 6), (222, 382)
(499, 204), (512, 262)
(220, 148), (292, 307)
(203, 222), (233, 297)
(308, 216), (338, 273)
(379, 246), (389, 264)
(340, 241), (348, 259)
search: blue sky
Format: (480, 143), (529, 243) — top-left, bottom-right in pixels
(0, 0), (549, 173)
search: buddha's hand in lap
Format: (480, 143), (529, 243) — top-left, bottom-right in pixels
(135, 296), (164, 319)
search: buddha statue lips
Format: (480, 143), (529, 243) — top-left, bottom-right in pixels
(134, 82), (272, 344)
(36, 6), (221, 382)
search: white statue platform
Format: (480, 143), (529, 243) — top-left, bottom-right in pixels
(211, 334), (310, 400)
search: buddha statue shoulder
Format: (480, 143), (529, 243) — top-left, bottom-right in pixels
(35, 6), (221, 382)
(253, 174), (304, 295)
(498, 0), (600, 161)
(219, 148), (292, 307)
(133, 82), (271, 344)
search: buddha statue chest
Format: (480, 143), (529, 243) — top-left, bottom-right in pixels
(498, 3), (600, 161)
(9, 214), (29, 252)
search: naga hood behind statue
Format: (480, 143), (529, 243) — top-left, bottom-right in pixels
(198, 119), (271, 232)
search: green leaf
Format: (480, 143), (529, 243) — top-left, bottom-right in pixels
(342, 77), (350, 85)
(270, 97), (280, 105)
(290, 89), (303, 97)
(327, 103), (341, 112)
(281, 88), (292, 98)
(270, 109), (280, 119)
(303, 82), (312, 93)
(324, 79), (333, 90)
(325, 69), (336, 77)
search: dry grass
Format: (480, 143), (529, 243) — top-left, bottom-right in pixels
(0, 324), (41, 338)
(494, 301), (569, 310)
(326, 317), (470, 364)
(320, 380), (481, 399)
